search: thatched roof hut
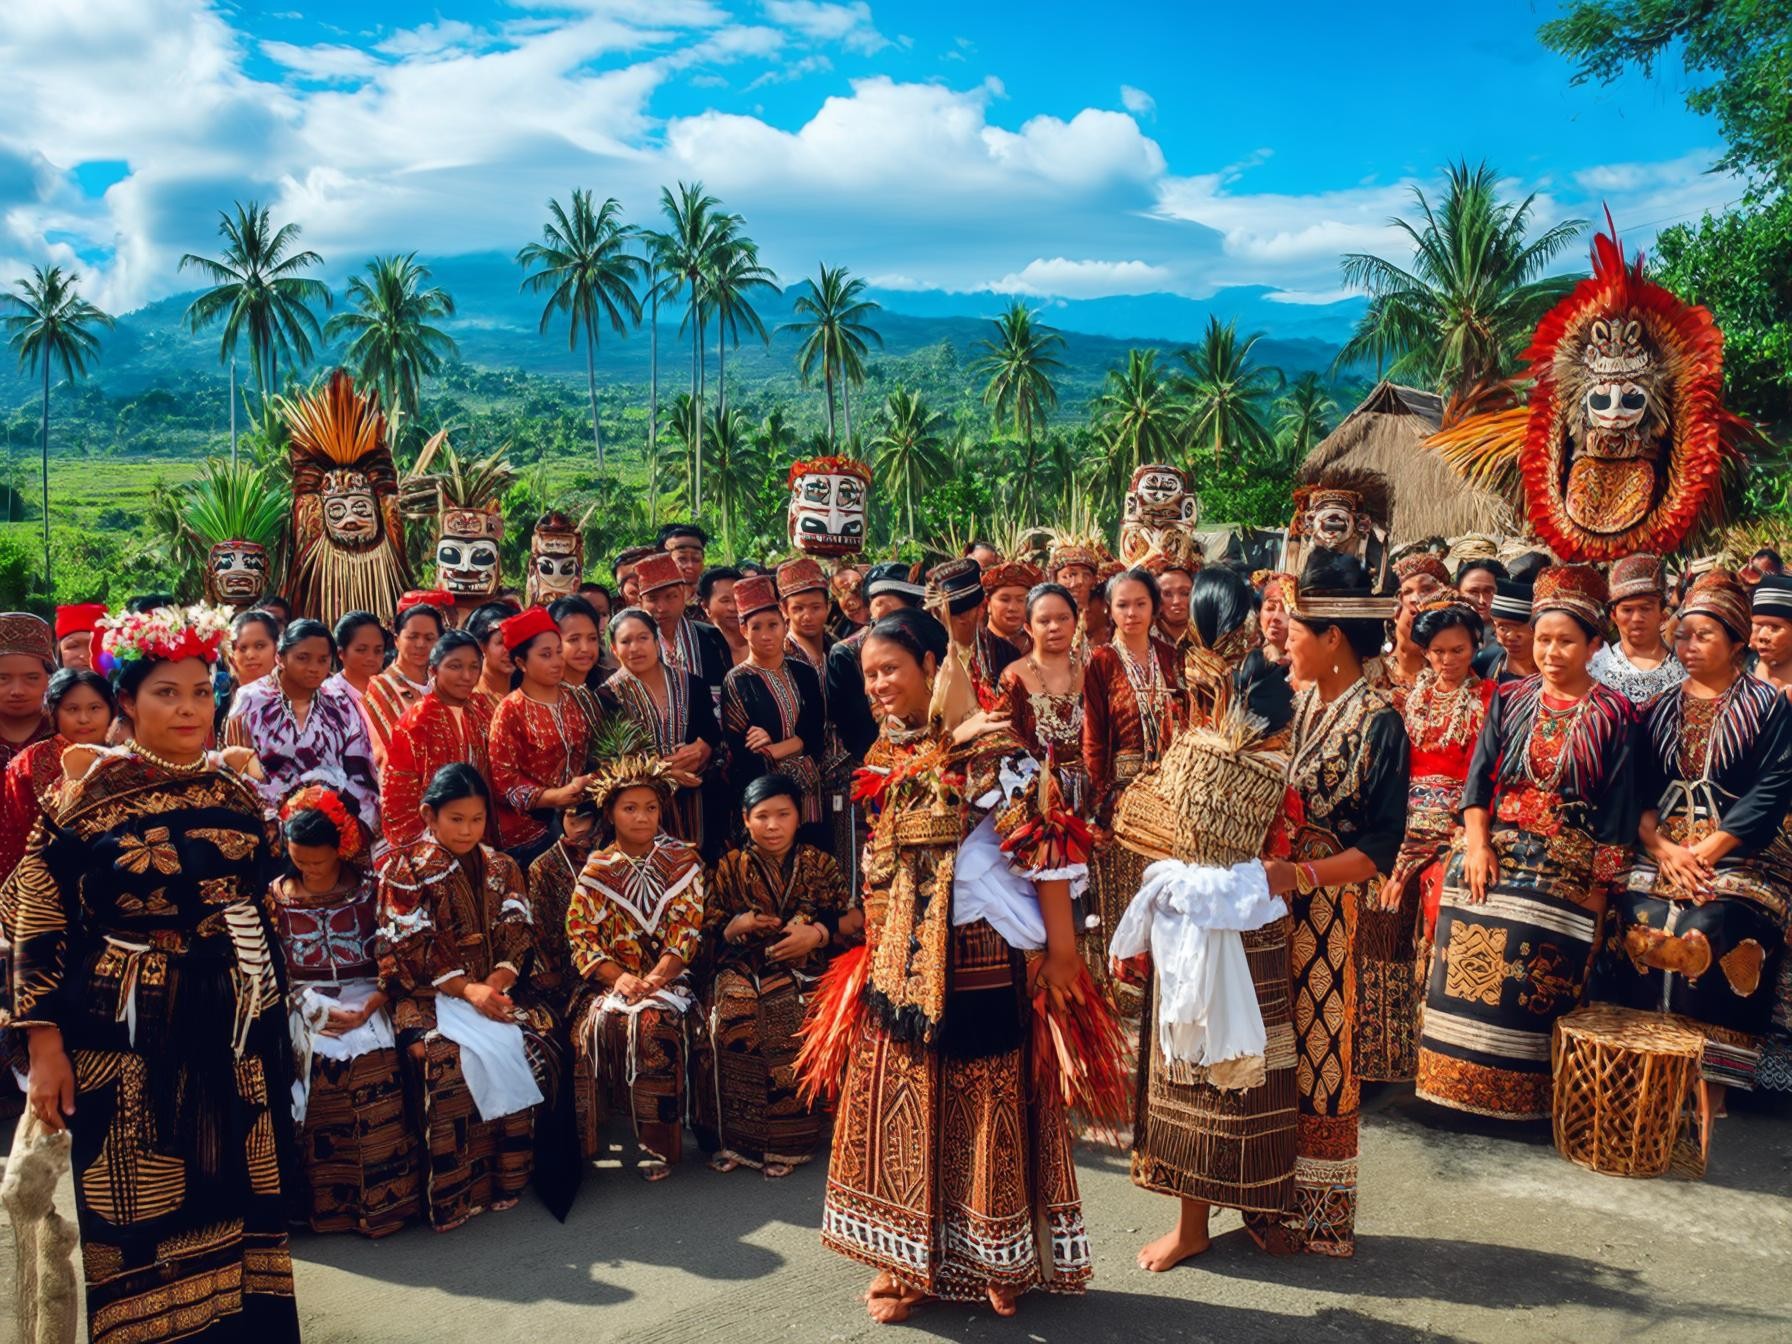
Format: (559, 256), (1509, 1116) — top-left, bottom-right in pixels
(1299, 380), (1514, 543)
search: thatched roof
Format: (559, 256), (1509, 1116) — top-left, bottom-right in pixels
(1299, 380), (1514, 543)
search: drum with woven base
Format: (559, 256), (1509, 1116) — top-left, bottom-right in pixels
(1551, 1004), (1703, 1179)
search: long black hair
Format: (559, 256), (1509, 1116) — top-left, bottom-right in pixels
(1190, 566), (1254, 649)
(1107, 566), (1162, 614)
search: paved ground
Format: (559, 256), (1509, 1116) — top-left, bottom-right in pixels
(7, 1085), (1789, 1343)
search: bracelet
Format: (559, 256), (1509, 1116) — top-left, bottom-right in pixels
(1295, 862), (1319, 896)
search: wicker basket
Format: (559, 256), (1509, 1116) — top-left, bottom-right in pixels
(1114, 722), (1285, 868)
(1551, 1004), (1706, 1179)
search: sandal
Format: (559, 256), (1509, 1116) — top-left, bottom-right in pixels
(641, 1159), (672, 1183)
(709, 1154), (743, 1174)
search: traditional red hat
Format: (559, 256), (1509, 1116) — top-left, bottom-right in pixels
(55, 602), (107, 640)
(634, 552), (685, 594)
(980, 560), (1043, 595)
(1532, 564), (1609, 629)
(398, 588), (455, 615)
(1607, 553), (1666, 605)
(733, 575), (780, 620)
(501, 606), (558, 652)
(1680, 571), (1751, 641)
(775, 556), (828, 597)
(1394, 553), (1451, 586)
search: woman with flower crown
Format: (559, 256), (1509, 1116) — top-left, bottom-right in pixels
(4, 602), (302, 1342)
(563, 752), (707, 1180)
(270, 786), (421, 1237)
(1417, 564), (1640, 1122)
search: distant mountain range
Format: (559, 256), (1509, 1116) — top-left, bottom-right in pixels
(0, 251), (1362, 408)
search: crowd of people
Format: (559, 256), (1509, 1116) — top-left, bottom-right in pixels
(2, 518), (1790, 1340)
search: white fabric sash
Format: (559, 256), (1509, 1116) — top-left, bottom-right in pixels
(288, 979), (395, 1125)
(1109, 859), (1285, 1090)
(435, 994), (543, 1122)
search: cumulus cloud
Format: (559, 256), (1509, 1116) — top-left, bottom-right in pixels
(988, 257), (1173, 298)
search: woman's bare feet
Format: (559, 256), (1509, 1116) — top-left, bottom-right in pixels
(865, 1273), (927, 1324)
(641, 1159), (672, 1183)
(763, 1160), (795, 1179)
(986, 1285), (1020, 1317)
(1138, 1225), (1210, 1271)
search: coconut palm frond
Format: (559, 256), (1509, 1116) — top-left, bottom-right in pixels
(180, 458), (288, 548)
(399, 433), (516, 518)
(1425, 407), (1529, 498)
(588, 714), (654, 767)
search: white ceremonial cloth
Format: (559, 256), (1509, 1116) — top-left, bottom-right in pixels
(953, 813), (1048, 950)
(288, 980), (395, 1125)
(435, 993), (543, 1122)
(1109, 858), (1285, 1090)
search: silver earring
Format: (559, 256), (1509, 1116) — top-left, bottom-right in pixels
(1332, 662), (1341, 676)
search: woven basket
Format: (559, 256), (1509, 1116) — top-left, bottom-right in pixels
(1551, 1004), (1705, 1179)
(1114, 723), (1285, 868)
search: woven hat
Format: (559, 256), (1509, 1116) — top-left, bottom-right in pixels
(587, 752), (676, 811)
(1608, 554), (1666, 605)
(733, 574), (780, 620)
(980, 560), (1043, 595)
(775, 556), (828, 597)
(0, 613), (54, 670)
(1395, 553), (1450, 586)
(1114, 713), (1287, 868)
(1679, 572), (1751, 641)
(1751, 574), (1792, 620)
(925, 557), (985, 615)
(1532, 564), (1608, 629)
(635, 552), (685, 594)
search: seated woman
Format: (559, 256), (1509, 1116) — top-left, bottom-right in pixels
(381, 630), (491, 851)
(224, 618), (379, 839)
(1602, 574), (1792, 1093)
(524, 800), (601, 1024)
(564, 756), (706, 1180)
(0, 666), (115, 879)
(378, 763), (553, 1231)
(272, 787), (420, 1238)
(699, 774), (848, 1178)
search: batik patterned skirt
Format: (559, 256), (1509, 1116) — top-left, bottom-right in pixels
(698, 965), (823, 1167)
(571, 982), (699, 1162)
(821, 920), (1091, 1300)
(1602, 856), (1789, 1042)
(1416, 825), (1604, 1120)
(295, 1040), (421, 1238)
(1131, 916), (1297, 1215)
(1244, 826), (1361, 1257)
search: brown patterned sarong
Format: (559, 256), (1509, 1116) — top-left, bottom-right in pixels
(408, 1035), (536, 1231)
(297, 1046), (421, 1237)
(701, 967), (822, 1166)
(1131, 917), (1297, 1213)
(572, 990), (697, 1163)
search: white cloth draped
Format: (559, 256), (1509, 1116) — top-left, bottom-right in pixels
(1109, 858), (1285, 1091)
(435, 993), (543, 1122)
(287, 979), (395, 1125)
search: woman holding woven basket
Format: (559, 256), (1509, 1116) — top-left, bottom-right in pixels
(1245, 551), (1409, 1258)
(802, 606), (1119, 1324)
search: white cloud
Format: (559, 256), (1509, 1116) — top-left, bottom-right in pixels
(375, 21), (485, 58)
(1266, 286), (1360, 306)
(989, 257), (1173, 298)
(260, 40), (383, 82)
(747, 53), (833, 90)
(1120, 84), (1154, 118)
(761, 1), (887, 53)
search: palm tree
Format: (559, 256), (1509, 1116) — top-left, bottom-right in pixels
(645, 182), (728, 508)
(1095, 348), (1179, 478)
(700, 405), (768, 558)
(974, 302), (1065, 452)
(1, 265), (113, 592)
(706, 228), (778, 421)
(325, 254), (457, 452)
(872, 390), (950, 539)
(781, 264), (883, 445)
(1173, 317), (1282, 462)
(1337, 160), (1587, 404)
(1273, 371), (1339, 468)
(668, 392), (702, 502)
(755, 406), (797, 462)
(179, 201), (330, 459)
(516, 190), (643, 469)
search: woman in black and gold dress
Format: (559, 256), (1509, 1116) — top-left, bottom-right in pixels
(6, 604), (301, 1344)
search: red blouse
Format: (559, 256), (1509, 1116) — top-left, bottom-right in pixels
(1082, 637), (1184, 824)
(487, 688), (592, 849)
(0, 734), (67, 880)
(381, 692), (494, 850)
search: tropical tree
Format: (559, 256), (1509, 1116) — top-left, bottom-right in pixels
(1094, 348), (1179, 478)
(974, 302), (1065, 451)
(705, 228), (778, 420)
(645, 182), (728, 507)
(1173, 317), (1282, 463)
(1272, 371), (1340, 468)
(871, 389), (949, 539)
(178, 201), (330, 455)
(516, 190), (643, 469)
(1336, 160), (1586, 405)
(700, 405), (768, 558)
(755, 406), (797, 463)
(1, 265), (113, 592)
(667, 393), (702, 502)
(781, 263), (883, 445)
(326, 254), (457, 452)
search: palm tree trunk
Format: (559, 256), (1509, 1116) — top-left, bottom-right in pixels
(649, 270), (658, 504)
(39, 359), (50, 596)
(823, 367), (836, 445)
(229, 356), (238, 468)
(690, 280), (702, 511)
(841, 368), (854, 443)
(717, 320), (726, 421)
(585, 314), (602, 471)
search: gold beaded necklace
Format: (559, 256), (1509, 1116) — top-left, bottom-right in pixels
(127, 739), (208, 775)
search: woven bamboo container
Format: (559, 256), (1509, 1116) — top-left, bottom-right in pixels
(1114, 724), (1286, 869)
(1551, 1004), (1705, 1179)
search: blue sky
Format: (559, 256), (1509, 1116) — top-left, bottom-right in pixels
(0, 1), (1736, 317)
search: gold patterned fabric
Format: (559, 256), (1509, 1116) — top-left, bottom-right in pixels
(4, 750), (300, 1343)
